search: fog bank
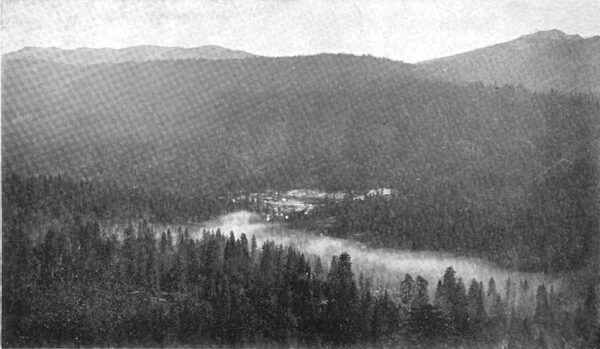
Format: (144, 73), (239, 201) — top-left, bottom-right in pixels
(195, 211), (560, 300)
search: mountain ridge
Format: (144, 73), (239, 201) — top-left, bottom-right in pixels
(3, 44), (258, 65)
(6, 29), (599, 94)
(417, 29), (600, 94)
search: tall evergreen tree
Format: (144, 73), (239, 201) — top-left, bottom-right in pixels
(399, 274), (414, 312)
(466, 279), (487, 338)
(575, 284), (599, 347)
(412, 276), (429, 309)
(534, 284), (552, 325)
(325, 252), (358, 345)
(434, 267), (469, 338)
(406, 304), (446, 344)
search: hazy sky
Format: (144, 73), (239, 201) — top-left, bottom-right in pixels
(2, 0), (599, 62)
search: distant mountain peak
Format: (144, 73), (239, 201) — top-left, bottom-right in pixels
(4, 45), (257, 65)
(417, 29), (599, 94)
(516, 29), (583, 43)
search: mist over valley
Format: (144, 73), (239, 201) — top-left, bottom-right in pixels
(196, 211), (560, 298)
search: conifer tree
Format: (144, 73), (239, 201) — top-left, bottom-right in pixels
(488, 277), (497, 298)
(325, 252), (358, 345)
(575, 284), (599, 347)
(399, 274), (414, 312)
(159, 231), (169, 255)
(250, 234), (258, 260)
(412, 276), (429, 309)
(357, 279), (374, 343)
(371, 290), (399, 343)
(534, 284), (552, 325)
(406, 304), (445, 344)
(434, 267), (469, 337)
(467, 279), (487, 338)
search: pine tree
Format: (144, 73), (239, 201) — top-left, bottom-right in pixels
(239, 233), (250, 259)
(159, 231), (168, 255)
(434, 279), (444, 309)
(313, 256), (324, 280)
(166, 229), (173, 250)
(357, 281), (374, 343)
(486, 294), (507, 341)
(215, 276), (232, 341)
(371, 290), (399, 343)
(466, 279), (487, 338)
(454, 278), (469, 336)
(487, 277), (498, 310)
(290, 254), (314, 344)
(434, 267), (469, 337)
(250, 234), (258, 260)
(406, 304), (446, 344)
(399, 274), (414, 312)
(505, 276), (516, 309)
(575, 284), (598, 347)
(534, 284), (551, 325)
(122, 224), (136, 286)
(488, 277), (497, 298)
(145, 241), (159, 291)
(412, 276), (429, 309)
(325, 252), (358, 345)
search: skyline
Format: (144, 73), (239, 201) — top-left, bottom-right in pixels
(2, 0), (600, 63)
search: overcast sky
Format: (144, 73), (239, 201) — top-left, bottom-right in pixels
(2, 0), (599, 62)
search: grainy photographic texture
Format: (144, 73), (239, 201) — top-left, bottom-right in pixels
(2, 1), (599, 348)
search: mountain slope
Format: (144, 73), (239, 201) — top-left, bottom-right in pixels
(1, 55), (427, 192)
(2, 54), (596, 194)
(2, 53), (598, 272)
(418, 30), (600, 94)
(2, 45), (257, 65)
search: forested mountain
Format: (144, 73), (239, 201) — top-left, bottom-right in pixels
(2, 54), (424, 192)
(3, 52), (598, 272)
(418, 30), (600, 94)
(3, 54), (597, 193)
(3, 45), (256, 65)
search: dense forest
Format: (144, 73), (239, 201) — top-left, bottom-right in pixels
(1, 173), (257, 228)
(297, 183), (597, 273)
(3, 174), (599, 347)
(6, 171), (597, 274)
(3, 218), (599, 348)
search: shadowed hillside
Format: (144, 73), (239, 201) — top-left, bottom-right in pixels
(3, 54), (597, 192)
